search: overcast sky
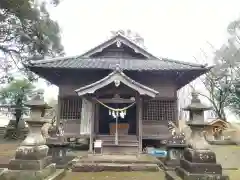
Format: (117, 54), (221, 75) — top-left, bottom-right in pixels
(40, 0), (240, 103)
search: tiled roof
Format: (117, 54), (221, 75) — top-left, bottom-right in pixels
(28, 57), (207, 71)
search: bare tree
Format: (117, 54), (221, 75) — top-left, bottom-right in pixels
(191, 39), (240, 121)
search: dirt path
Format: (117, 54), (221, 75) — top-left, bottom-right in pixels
(0, 139), (20, 168)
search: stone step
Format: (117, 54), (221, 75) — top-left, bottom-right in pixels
(97, 135), (137, 141)
(0, 127), (6, 136)
(103, 143), (138, 147)
(101, 139), (138, 143)
(100, 139), (138, 143)
(72, 162), (159, 172)
(102, 146), (139, 155)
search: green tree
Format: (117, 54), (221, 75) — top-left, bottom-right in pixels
(228, 84), (240, 117)
(0, 78), (37, 127)
(0, 0), (64, 83)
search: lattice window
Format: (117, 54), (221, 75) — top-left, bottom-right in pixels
(60, 96), (82, 119)
(143, 100), (176, 121)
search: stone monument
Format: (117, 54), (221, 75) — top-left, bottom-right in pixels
(0, 93), (65, 180)
(165, 92), (229, 180)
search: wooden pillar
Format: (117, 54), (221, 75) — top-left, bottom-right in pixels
(96, 104), (99, 134)
(57, 95), (61, 126)
(89, 100), (95, 153)
(138, 96), (143, 153)
(175, 98), (179, 127)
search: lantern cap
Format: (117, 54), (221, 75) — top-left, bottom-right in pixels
(183, 91), (212, 111)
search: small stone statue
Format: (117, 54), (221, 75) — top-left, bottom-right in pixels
(167, 121), (176, 136)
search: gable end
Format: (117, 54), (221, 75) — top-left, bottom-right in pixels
(80, 34), (159, 60)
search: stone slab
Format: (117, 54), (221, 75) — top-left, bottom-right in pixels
(0, 163), (56, 180)
(72, 163), (159, 172)
(44, 169), (66, 180)
(78, 154), (160, 164)
(165, 170), (182, 180)
(175, 167), (229, 180)
(180, 159), (222, 174)
(8, 156), (52, 170)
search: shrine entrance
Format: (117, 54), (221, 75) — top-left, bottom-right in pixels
(95, 94), (137, 145)
(98, 102), (137, 135)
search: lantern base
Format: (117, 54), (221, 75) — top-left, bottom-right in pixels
(8, 156), (52, 170)
(0, 163), (64, 180)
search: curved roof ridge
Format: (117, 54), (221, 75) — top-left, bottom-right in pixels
(75, 67), (159, 97)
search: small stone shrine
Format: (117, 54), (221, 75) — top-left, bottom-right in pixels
(0, 93), (65, 180)
(46, 122), (71, 169)
(165, 92), (229, 180)
(164, 122), (187, 170)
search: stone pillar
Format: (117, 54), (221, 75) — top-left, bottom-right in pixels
(0, 94), (64, 180)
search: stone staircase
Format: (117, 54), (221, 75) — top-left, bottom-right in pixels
(96, 135), (139, 154)
(0, 127), (6, 137)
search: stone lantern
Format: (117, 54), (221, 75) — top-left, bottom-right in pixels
(0, 93), (64, 180)
(165, 91), (229, 180)
(182, 91), (212, 149)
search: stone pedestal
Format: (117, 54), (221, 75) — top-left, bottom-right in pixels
(164, 133), (188, 170)
(46, 138), (71, 169)
(0, 120), (57, 180)
(165, 148), (229, 180)
(164, 144), (187, 170)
